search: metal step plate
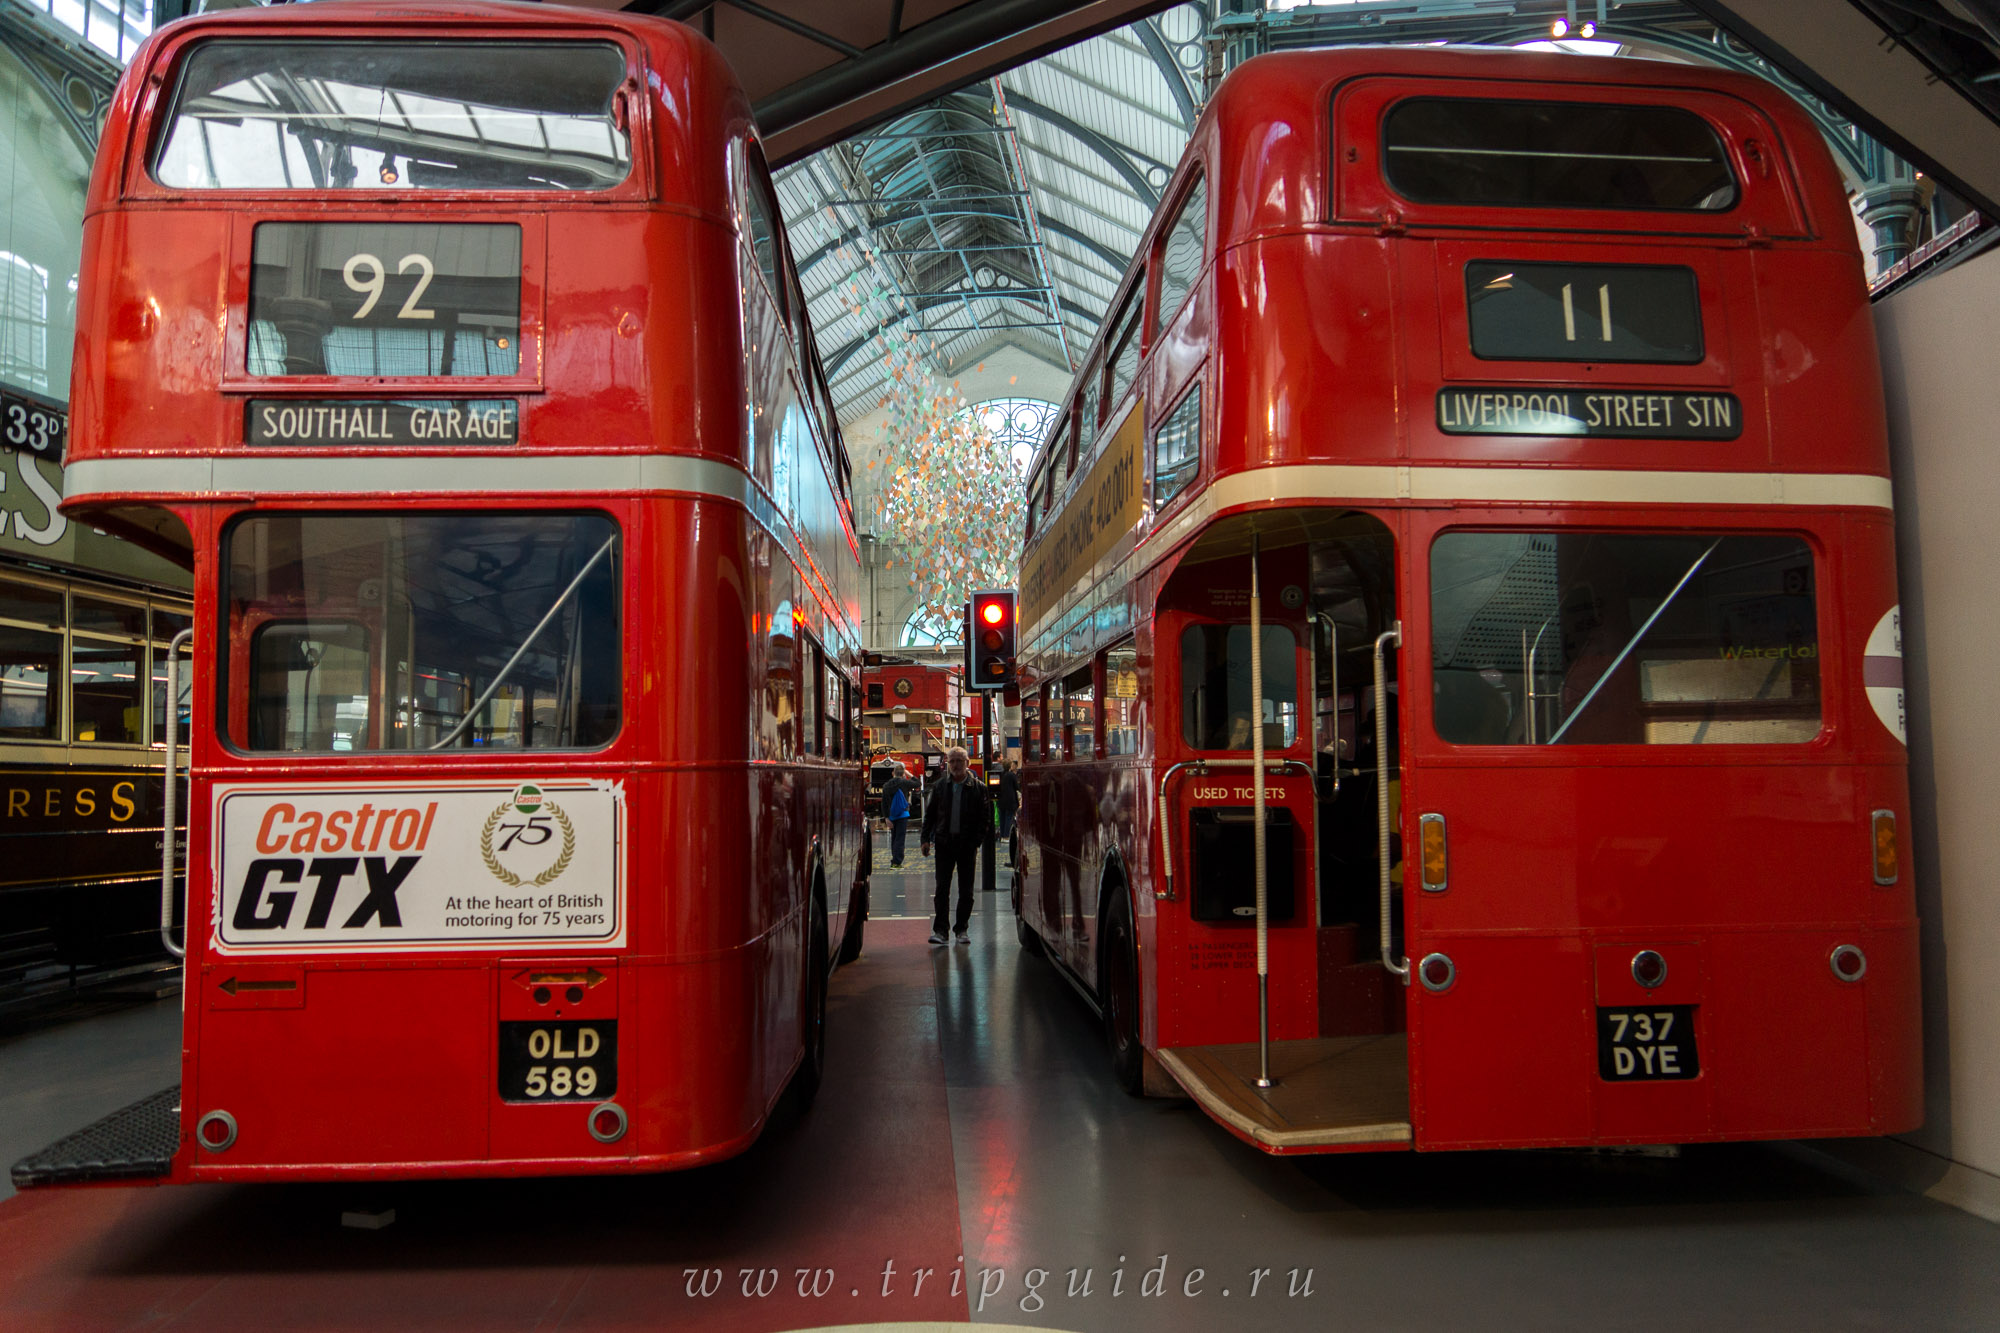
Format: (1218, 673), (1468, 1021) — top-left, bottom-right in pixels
(11, 1085), (180, 1188)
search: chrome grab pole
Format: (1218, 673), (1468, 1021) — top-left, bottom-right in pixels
(160, 627), (192, 960)
(1249, 534), (1273, 1088)
(1375, 623), (1409, 982)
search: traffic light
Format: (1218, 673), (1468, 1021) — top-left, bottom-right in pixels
(966, 588), (1016, 691)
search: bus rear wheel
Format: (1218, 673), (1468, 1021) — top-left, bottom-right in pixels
(1101, 887), (1143, 1095)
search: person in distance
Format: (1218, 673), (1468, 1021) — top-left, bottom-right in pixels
(921, 746), (991, 945)
(881, 764), (919, 868)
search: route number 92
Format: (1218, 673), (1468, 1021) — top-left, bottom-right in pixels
(342, 252), (436, 321)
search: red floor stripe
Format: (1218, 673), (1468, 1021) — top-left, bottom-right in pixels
(0, 918), (968, 1331)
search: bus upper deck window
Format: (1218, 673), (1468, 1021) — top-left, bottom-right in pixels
(1381, 98), (1738, 212)
(155, 41), (632, 191)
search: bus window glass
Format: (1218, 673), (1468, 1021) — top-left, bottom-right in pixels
(1154, 384), (1200, 507)
(802, 641), (822, 756)
(1103, 642), (1139, 756)
(1023, 690), (1044, 760)
(745, 168), (786, 313)
(1155, 174), (1206, 333)
(1077, 360), (1102, 447)
(1181, 624), (1298, 751)
(1430, 532), (1819, 745)
(248, 223), (522, 378)
(1106, 297), (1144, 408)
(226, 513), (621, 752)
(156, 42), (631, 191)
(1061, 665), (1096, 760)
(1382, 98), (1737, 212)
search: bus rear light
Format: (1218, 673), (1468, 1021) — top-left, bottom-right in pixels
(1871, 810), (1899, 885)
(196, 1110), (238, 1152)
(1830, 944), (1868, 983)
(588, 1102), (628, 1144)
(1419, 813), (1447, 892)
(1631, 949), (1668, 989)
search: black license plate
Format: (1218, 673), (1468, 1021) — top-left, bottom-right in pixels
(498, 1020), (617, 1103)
(1596, 1005), (1698, 1081)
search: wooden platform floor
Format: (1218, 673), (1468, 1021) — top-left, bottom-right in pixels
(1156, 1034), (1412, 1150)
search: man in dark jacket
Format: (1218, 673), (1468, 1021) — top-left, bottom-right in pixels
(921, 745), (991, 945)
(996, 758), (1021, 868)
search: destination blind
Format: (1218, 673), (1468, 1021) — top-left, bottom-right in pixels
(1436, 387), (1741, 440)
(247, 399), (519, 446)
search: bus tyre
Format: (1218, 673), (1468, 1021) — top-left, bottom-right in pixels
(791, 894), (829, 1113)
(1015, 907), (1044, 956)
(1102, 887), (1144, 1095)
(837, 879), (868, 964)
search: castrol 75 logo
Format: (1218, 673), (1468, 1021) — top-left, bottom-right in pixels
(214, 780), (623, 953)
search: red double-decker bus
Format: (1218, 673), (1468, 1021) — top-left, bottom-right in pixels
(1014, 46), (1919, 1154)
(14, 1), (868, 1187)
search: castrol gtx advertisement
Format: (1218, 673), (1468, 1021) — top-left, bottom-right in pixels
(212, 779), (624, 952)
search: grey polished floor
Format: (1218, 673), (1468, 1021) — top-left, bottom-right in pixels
(4, 869), (1999, 1330)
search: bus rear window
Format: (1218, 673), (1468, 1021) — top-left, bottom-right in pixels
(224, 512), (621, 753)
(1382, 98), (1737, 212)
(155, 41), (631, 192)
(1430, 531), (1819, 746)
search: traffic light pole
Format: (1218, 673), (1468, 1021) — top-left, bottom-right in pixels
(980, 698), (996, 893)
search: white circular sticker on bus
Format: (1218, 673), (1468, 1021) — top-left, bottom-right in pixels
(1864, 607), (1905, 745)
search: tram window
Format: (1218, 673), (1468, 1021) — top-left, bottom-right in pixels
(0, 625), (60, 741)
(0, 581), (61, 629)
(156, 42), (632, 192)
(1154, 383), (1201, 508)
(151, 608), (195, 748)
(1429, 531), (1820, 745)
(1103, 641), (1140, 756)
(1382, 98), (1738, 212)
(1061, 666), (1097, 761)
(1155, 174), (1207, 333)
(1106, 295), (1144, 409)
(1181, 624), (1298, 751)
(226, 512), (621, 752)
(74, 598), (146, 638)
(73, 642), (143, 745)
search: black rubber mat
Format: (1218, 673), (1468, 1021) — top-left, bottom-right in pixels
(10, 1085), (179, 1188)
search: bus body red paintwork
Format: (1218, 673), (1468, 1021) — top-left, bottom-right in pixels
(1014, 47), (1919, 1152)
(50, 2), (867, 1182)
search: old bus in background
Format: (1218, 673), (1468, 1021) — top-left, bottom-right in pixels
(1013, 47), (1918, 1155)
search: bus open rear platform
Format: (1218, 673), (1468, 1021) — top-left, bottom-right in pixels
(10, 1085), (178, 1188)
(1155, 1035), (1412, 1152)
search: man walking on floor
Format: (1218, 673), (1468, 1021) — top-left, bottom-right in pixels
(921, 745), (991, 945)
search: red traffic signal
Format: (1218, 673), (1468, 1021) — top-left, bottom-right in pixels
(966, 589), (1016, 691)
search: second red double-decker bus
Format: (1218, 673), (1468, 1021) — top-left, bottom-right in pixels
(14, 1), (868, 1187)
(1014, 46), (1919, 1154)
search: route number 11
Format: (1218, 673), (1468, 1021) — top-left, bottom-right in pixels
(1561, 281), (1613, 343)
